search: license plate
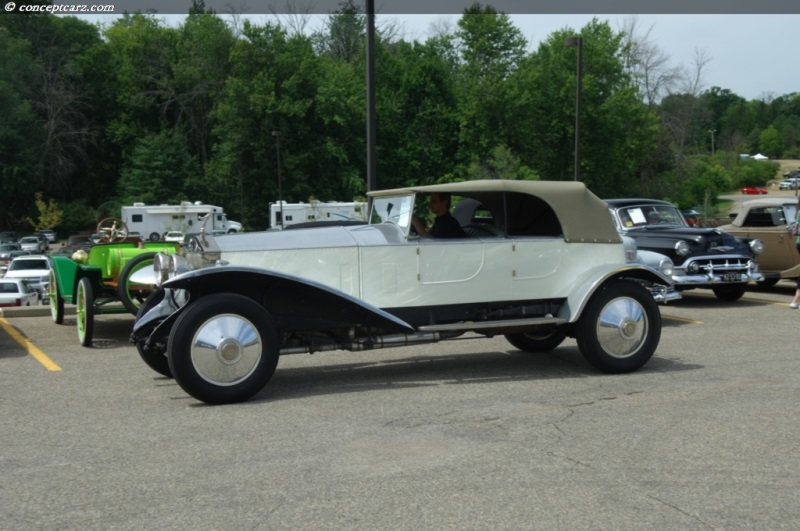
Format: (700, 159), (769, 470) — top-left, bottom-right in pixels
(722, 273), (740, 282)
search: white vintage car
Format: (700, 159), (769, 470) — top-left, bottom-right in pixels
(131, 180), (671, 404)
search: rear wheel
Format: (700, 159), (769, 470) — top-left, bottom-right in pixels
(575, 279), (660, 373)
(149, 232), (160, 242)
(505, 329), (567, 353)
(168, 294), (279, 404)
(117, 253), (157, 315)
(76, 277), (95, 347)
(712, 283), (747, 301)
(49, 269), (64, 324)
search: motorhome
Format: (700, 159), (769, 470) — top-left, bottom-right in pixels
(121, 202), (242, 241)
(269, 201), (367, 229)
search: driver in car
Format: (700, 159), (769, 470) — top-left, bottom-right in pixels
(412, 192), (465, 239)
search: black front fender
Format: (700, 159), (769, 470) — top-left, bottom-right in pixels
(154, 266), (414, 335)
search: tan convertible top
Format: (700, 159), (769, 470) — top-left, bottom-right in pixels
(368, 179), (620, 243)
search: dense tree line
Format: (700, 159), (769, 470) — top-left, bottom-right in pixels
(1, 2), (797, 233)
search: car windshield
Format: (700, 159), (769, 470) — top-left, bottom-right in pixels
(9, 259), (48, 271)
(370, 194), (415, 233)
(20, 237), (38, 243)
(616, 205), (686, 229)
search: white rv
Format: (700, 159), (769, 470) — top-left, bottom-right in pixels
(121, 202), (243, 241)
(269, 201), (367, 229)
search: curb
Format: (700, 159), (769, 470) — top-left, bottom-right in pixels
(0, 305), (77, 319)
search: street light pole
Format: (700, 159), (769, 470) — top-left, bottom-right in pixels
(709, 129), (716, 156)
(564, 36), (583, 181)
(272, 130), (284, 229)
(365, 0), (377, 193)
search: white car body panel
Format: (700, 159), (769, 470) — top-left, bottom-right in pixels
(211, 224), (627, 319)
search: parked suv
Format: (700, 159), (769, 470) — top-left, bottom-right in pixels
(607, 198), (763, 301)
(4, 255), (51, 299)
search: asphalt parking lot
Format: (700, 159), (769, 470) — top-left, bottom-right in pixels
(2, 283), (800, 530)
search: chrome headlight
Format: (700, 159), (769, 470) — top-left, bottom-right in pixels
(168, 253), (190, 280)
(659, 257), (675, 277)
(674, 240), (690, 256)
(749, 239), (764, 255)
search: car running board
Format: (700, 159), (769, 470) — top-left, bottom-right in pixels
(417, 316), (566, 333)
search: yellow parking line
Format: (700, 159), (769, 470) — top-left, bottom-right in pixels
(0, 318), (62, 372)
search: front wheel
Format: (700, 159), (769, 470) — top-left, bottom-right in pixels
(76, 277), (95, 347)
(505, 329), (567, 353)
(49, 268), (65, 324)
(712, 283), (747, 301)
(167, 293), (279, 404)
(575, 279), (661, 373)
(756, 278), (779, 288)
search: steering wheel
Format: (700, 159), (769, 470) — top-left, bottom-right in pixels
(96, 217), (129, 243)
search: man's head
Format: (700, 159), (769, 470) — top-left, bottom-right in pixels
(428, 192), (451, 216)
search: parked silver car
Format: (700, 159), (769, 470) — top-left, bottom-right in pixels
(132, 180), (670, 404)
(19, 236), (45, 253)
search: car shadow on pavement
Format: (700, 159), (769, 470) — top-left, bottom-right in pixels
(236, 347), (703, 405)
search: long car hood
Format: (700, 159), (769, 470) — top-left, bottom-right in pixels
(624, 226), (750, 256)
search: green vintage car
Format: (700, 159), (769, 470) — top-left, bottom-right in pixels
(48, 217), (180, 346)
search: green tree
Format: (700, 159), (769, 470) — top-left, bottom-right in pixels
(311, 0), (364, 63)
(759, 125), (782, 157)
(23, 192), (63, 231)
(514, 19), (657, 196)
(0, 28), (40, 227)
(373, 38), (460, 189)
(453, 4), (527, 165)
(117, 131), (200, 205)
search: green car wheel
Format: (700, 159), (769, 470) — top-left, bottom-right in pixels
(76, 277), (95, 347)
(49, 268), (65, 324)
(117, 253), (157, 315)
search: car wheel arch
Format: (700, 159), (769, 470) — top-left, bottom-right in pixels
(564, 266), (668, 323)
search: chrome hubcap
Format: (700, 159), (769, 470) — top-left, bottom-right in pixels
(190, 314), (262, 386)
(596, 297), (647, 358)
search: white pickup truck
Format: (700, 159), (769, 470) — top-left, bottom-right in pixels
(0, 278), (39, 307)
